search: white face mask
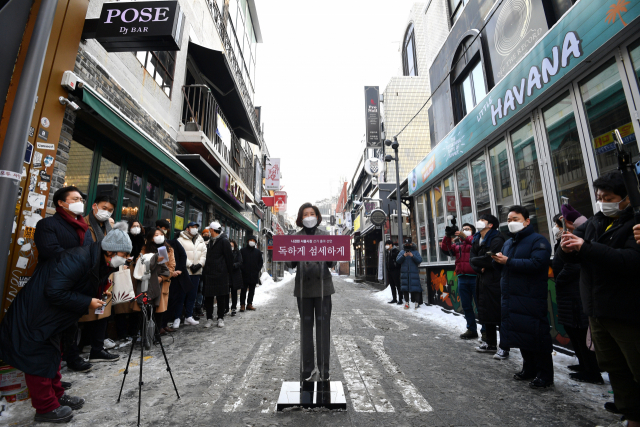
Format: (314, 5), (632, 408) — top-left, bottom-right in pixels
(189, 228), (198, 236)
(507, 221), (525, 234)
(110, 255), (127, 268)
(475, 221), (486, 232)
(385, 245), (391, 250)
(302, 216), (317, 228)
(153, 235), (165, 245)
(95, 209), (112, 222)
(67, 201), (85, 216)
(249, 241), (256, 247)
(130, 227), (141, 235)
(596, 197), (626, 217)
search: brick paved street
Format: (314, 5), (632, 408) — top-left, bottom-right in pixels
(3, 275), (621, 426)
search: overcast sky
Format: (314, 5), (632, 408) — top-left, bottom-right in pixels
(253, 1), (424, 215)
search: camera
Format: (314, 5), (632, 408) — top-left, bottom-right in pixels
(444, 216), (458, 238)
(59, 96), (80, 111)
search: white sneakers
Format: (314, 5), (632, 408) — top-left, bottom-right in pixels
(184, 317), (199, 326)
(204, 319), (214, 328)
(172, 318), (181, 329)
(493, 348), (510, 360)
(103, 338), (116, 350)
(217, 319), (224, 328)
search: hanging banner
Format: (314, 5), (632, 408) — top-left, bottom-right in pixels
(265, 158), (280, 191)
(378, 241), (384, 281)
(272, 235), (351, 262)
(254, 157), (262, 202)
(364, 86), (381, 148)
(274, 191), (287, 212)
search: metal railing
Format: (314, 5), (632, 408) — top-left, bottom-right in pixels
(181, 84), (255, 195)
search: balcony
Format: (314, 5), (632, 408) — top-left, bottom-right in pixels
(178, 84), (255, 198)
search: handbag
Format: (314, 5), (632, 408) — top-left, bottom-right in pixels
(111, 265), (136, 305)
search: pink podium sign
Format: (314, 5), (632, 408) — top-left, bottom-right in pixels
(272, 235), (351, 262)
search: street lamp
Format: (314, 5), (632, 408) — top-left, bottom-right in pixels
(384, 137), (403, 246)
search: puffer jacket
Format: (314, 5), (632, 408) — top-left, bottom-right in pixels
(202, 233), (233, 297)
(494, 224), (552, 352)
(441, 235), (476, 276)
(397, 244), (423, 293)
(178, 230), (207, 275)
(469, 229), (505, 325)
(560, 207), (640, 323)
(552, 239), (587, 328)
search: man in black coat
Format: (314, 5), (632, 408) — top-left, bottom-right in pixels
(202, 221), (234, 327)
(469, 214), (507, 357)
(385, 240), (402, 304)
(240, 235), (264, 311)
(561, 172), (640, 425)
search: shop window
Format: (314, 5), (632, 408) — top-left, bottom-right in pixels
(189, 200), (204, 228)
(143, 176), (160, 229)
(579, 57), (640, 176)
(510, 120), (549, 238)
(63, 140), (94, 196)
(175, 193), (186, 233)
(161, 186), (174, 230)
(471, 154), (491, 218)
(456, 166), (473, 225)
(94, 149), (120, 202)
(451, 36), (487, 124)
(443, 175), (457, 225)
(542, 91), (594, 219)
(402, 24), (418, 77)
(449, 0), (468, 26)
(122, 168), (143, 225)
(136, 51), (176, 97)
(488, 139), (514, 229)
(434, 184), (445, 246)
(456, 61), (487, 122)
(426, 189), (437, 262)
(629, 39), (640, 90)
(416, 194), (427, 255)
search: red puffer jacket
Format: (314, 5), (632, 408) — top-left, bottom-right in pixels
(440, 235), (476, 276)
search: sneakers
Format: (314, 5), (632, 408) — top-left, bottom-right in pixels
(231, 309), (237, 317)
(204, 319), (214, 328)
(475, 343), (497, 353)
(89, 349), (120, 363)
(396, 300), (404, 305)
(404, 302), (410, 309)
(493, 348), (510, 360)
(570, 371), (604, 385)
(60, 381), (72, 390)
(58, 394), (85, 410)
(529, 377), (554, 389)
(172, 318), (181, 329)
(568, 364), (583, 372)
(513, 370), (536, 381)
(103, 338), (116, 350)
(217, 319), (225, 328)
(605, 402), (621, 414)
(66, 359), (93, 373)
(34, 405), (73, 423)
(247, 304), (256, 311)
(184, 317), (199, 326)
(414, 302), (419, 310)
(240, 305), (245, 312)
(117, 337), (133, 348)
(459, 329), (479, 340)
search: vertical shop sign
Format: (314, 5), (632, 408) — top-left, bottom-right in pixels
(364, 86), (381, 148)
(378, 241), (384, 281)
(265, 158), (280, 191)
(254, 157), (262, 202)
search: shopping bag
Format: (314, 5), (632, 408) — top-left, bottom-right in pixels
(111, 265), (135, 305)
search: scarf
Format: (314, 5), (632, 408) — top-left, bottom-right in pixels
(56, 206), (89, 244)
(88, 211), (112, 242)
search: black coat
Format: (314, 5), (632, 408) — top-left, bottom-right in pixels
(469, 229), (505, 325)
(0, 243), (108, 378)
(202, 233), (233, 297)
(494, 225), (552, 352)
(552, 240), (587, 328)
(231, 249), (244, 291)
(240, 245), (264, 285)
(129, 233), (145, 260)
(386, 247), (401, 274)
(168, 238), (191, 292)
(561, 207), (640, 323)
(34, 212), (90, 262)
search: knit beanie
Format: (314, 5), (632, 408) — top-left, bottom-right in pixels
(101, 221), (133, 252)
(561, 203), (582, 223)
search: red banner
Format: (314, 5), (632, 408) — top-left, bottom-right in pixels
(263, 196), (274, 207)
(272, 235), (351, 262)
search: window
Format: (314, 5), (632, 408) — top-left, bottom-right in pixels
(122, 167), (143, 225)
(175, 193), (186, 233)
(434, 184), (445, 246)
(161, 186), (174, 229)
(143, 176), (160, 229)
(402, 24), (418, 77)
(136, 51), (176, 97)
(448, 0), (469, 25)
(457, 61), (487, 120)
(443, 175), (457, 225)
(456, 166), (473, 225)
(452, 36), (487, 123)
(471, 154), (491, 218)
(426, 189), (437, 262)
(417, 194), (427, 255)
(189, 200), (203, 226)
(488, 139), (514, 229)
(64, 140), (94, 196)
(95, 148), (120, 202)
(629, 39), (640, 89)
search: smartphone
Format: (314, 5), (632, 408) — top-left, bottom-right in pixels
(561, 196), (569, 232)
(486, 251), (495, 257)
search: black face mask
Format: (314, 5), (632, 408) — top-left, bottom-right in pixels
(203, 236), (210, 242)
(403, 245), (412, 250)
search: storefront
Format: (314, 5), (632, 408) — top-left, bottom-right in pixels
(407, 0), (640, 349)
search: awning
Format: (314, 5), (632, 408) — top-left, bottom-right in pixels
(81, 85), (258, 232)
(188, 41), (258, 144)
(388, 178), (409, 200)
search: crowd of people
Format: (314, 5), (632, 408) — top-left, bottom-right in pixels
(385, 171), (640, 426)
(0, 185), (264, 423)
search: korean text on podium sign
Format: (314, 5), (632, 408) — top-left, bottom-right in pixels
(272, 235), (351, 262)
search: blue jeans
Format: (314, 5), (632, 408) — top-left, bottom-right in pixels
(457, 275), (477, 331)
(184, 275), (200, 318)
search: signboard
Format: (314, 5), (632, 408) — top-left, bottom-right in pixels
(407, 0), (640, 196)
(267, 238), (274, 250)
(364, 86), (381, 148)
(263, 196), (275, 207)
(593, 122), (636, 154)
(216, 113), (231, 152)
(353, 214), (361, 232)
(378, 242), (384, 281)
(274, 191), (287, 212)
(364, 157), (384, 176)
(219, 168), (245, 206)
(364, 200), (378, 216)
(370, 209), (387, 226)
(272, 235), (351, 262)
(89, 1), (185, 52)
(265, 158), (280, 191)
(254, 157), (262, 202)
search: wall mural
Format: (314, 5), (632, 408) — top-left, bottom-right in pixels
(427, 266), (571, 350)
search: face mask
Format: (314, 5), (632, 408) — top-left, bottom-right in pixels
(552, 225), (562, 240)
(475, 221), (486, 232)
(109, 255), (126, 268)
(130, 227), (141, 235)
(249, 241), (256, 247)
(385, 245), (391, 250)
(153, 235), (165, 245)
(189, 228), (198, 236)
(302, 216), (317, 228)
(507, 221), (525, 233)
(597, 197), (626, 217)
(67, 201), (85, 216)
(95, 209), (112, 222)
(231, 245), (235, 250)
(203, 235), (210, 241)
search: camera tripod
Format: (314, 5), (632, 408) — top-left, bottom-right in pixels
(117, 292), (180, 426)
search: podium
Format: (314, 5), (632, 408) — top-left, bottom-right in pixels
(272, 235), (350, 411)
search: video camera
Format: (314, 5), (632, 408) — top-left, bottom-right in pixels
(444, 216), (459, 238)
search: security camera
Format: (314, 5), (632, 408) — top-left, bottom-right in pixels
(384, 154), (394, 162)
(61, 71), (83, 91)
(59, 96), (80, 111)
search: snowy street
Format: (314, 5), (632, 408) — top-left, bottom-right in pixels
(2, 275), (621, 426)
